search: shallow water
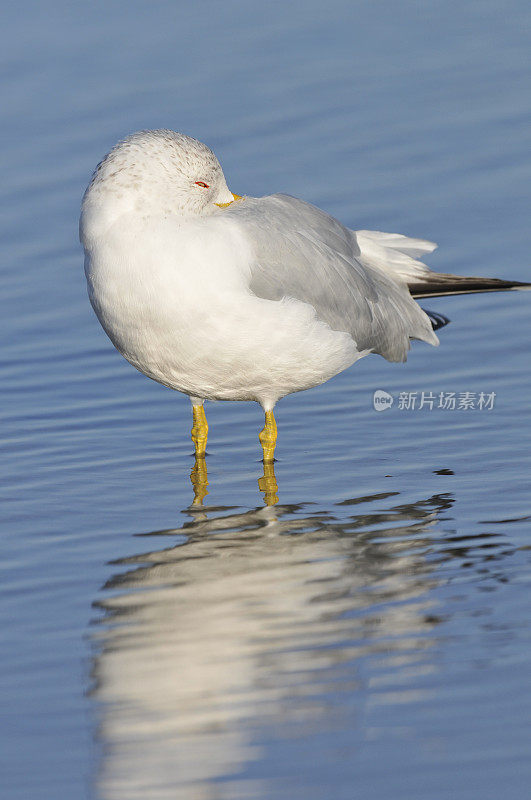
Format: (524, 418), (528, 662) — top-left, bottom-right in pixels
(1, 1), (531, 798)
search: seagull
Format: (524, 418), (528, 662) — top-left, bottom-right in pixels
(80, 130), (529, 462)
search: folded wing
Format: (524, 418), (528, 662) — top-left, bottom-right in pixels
(226, 194), (438, 363)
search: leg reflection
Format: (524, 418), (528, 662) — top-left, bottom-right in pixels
(258, 461), (279, 506)
(190, 457), (209, 506)
(190, 457), (279, 507)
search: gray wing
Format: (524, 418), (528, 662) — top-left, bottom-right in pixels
(225, 194), (437, 362)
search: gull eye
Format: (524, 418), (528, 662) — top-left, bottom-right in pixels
(195, 181), (209, 189)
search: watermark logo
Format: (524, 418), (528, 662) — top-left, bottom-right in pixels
(373, 389), (394, 411)
(372, 390), (496, 411)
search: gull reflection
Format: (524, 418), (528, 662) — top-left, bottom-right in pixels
(91, 473), (454, 800)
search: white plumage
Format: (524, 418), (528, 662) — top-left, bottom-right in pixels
(81, 130), (439, 420)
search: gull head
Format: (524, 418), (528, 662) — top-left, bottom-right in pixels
(81, 130), (240, 241)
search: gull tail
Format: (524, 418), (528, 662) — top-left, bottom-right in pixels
(355, 229), (531, 299)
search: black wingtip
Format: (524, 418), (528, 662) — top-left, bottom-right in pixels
(410, 275), (531, 299)
(423, 308), (451, 331)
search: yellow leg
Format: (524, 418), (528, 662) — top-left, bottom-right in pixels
(259, 410), (277, 463)
(258, 461), (279, 506)
(190, 456), (209, 506)
(191, 404), (208, 457)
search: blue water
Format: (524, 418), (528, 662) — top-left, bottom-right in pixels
(1, 1), (531, 798)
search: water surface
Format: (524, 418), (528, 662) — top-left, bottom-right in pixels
(1, 2), (531, 798)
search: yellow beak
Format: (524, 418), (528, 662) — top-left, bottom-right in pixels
(215, 192), (243, 209)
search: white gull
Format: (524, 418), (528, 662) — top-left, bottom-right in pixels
(80, 130), (528, 461)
